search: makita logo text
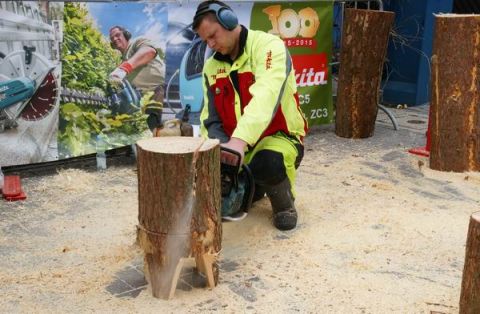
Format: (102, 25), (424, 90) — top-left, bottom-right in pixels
(296, 68), (327, 87)
(291, 53), (328, 87)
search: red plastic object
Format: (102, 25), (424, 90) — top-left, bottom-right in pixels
(2, 175), (22, 197)
(409, 107), (431, 157)
(408, 127), (431, 157)
(408, 146), (429, 157)
(4, 191), (26, 201)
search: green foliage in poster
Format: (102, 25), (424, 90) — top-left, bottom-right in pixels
(59, 102), (149, 157)
(62, 2), (119, 91)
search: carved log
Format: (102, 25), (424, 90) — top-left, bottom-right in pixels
(136, 137), (221, 299)
(460, 212), (480, 314)
(430, 14), (480, 172)
(335, 9), (395, 138)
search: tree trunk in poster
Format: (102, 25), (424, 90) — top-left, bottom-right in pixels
(429, 15), (480, 172)
(136, 137), (222, 299)
(335, 9), (395, 138)
(460, 212), (480, 314)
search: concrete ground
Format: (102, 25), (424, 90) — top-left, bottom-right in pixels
(0, 105), (479, 313)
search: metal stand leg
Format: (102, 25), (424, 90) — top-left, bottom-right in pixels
(378, 104), (399, 131)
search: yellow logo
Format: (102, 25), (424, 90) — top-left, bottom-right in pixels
(263, 5), (320, 39)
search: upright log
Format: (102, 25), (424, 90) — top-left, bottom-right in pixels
(430, 14), (480, 172)
(335, 9), (395, 138)
(460, 212), (480, 314)
(136, 137), (221, 299)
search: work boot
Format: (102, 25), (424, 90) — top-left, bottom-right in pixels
(145, 107), (163, 131)
(264, 178), (297, 231)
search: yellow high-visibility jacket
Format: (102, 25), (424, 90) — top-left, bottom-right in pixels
(200, 27), (308, 146)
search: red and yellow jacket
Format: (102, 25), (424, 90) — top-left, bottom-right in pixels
(200, 27), (308, 146)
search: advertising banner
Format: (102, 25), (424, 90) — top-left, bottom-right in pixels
(0, 0), (332, 167)
(251, 2), (333, 126)
(58, 2), (167, 159)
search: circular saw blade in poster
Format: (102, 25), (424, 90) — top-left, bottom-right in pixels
(0, 0), (63, 167)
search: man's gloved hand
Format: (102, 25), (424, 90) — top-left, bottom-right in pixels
(109, 61), (133, 82)
(221, 137), (247, 166)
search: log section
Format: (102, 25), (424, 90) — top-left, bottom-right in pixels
(335, 9), (395, 138)
(136, 137), (221, 299)
(460, 212), (480, 314)
(430, 14), (480, 172)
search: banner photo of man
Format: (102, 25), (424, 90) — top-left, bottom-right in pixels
(0, 1), (63, 167)
(59, 2), (167, 159)
(250, 2), (334, 126)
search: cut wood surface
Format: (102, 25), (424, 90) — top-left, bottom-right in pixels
(136, 137), (221, 299)
(459, 212), (480, 314)
(429, 14), (480, 172)
(335, 9), (395, 138)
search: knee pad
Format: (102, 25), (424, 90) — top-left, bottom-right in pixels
(248, 150), (286, 186)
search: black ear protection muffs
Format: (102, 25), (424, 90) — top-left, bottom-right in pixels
(110, 26), (132, 49)
(194, 3), (238, 31)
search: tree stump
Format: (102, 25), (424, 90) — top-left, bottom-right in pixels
(460, 212), (480, 314)
(429, 14), (480, 172)
(335, 9), (395, 138)
(136, 137), (222, 299)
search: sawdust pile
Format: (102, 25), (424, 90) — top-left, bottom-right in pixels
(0, 122), (479, 312)
(0, 167), (144, 311)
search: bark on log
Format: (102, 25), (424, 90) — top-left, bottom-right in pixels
(136, 137), (221, 299)
(335, 9), (395, 138)
(430, 14), (480, 172)
(460, 212), (480, 314)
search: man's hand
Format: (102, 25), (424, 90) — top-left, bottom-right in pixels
(109, 61), (133, 82)
(109, 67), (127, 82)
(221, 137), (247, 165)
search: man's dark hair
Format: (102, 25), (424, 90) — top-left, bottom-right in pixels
(192, 0), (233, 31)
(109, 25), (132, 41)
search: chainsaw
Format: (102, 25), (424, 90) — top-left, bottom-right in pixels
(220, 147), (255, 221)
(0, 46), (59, 132)
(106, 78), (141, 115)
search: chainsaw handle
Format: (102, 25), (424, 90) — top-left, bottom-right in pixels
(220, 146), (242, 197)
(220, 146), (242, 167)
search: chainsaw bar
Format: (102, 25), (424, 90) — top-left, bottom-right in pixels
(59, 87), (108, 106)
(20, 71), (58, 121)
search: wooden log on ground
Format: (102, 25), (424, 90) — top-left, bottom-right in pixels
(136, 137), (222, 299)
(460, 212), (480, 314)
(429, 14), (480, 172)
(335, 9), (395, 138)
